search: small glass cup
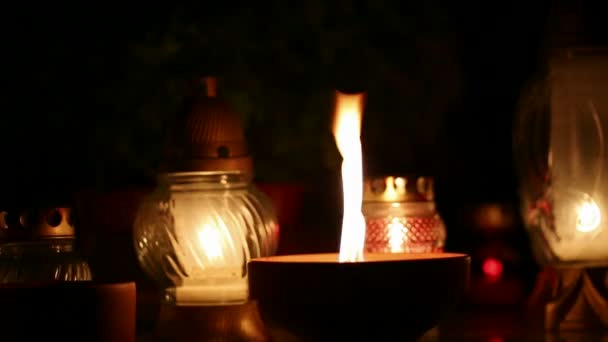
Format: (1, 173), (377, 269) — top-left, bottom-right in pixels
(362, 176), (446, 253)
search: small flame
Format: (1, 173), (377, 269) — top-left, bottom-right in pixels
(383, 176), (406, 201)
(387, 218), (406, 253)
(333, 91), (366, 262)
(576, 198), (601, 233)
(197, 224), (225, 265)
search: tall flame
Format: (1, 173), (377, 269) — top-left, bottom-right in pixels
(333, 91), (366, 262)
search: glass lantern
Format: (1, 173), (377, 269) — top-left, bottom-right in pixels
(0, 207), (92, 283)
(134, 172), (277, 305)
(516, 48), (608, 266)
(363, 176), (446, 253)
(133, 77), (279, 306)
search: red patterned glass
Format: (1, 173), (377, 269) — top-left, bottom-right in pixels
(362, 176), (446, 253)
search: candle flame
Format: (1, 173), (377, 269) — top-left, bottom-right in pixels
(388, 218), (406, 253)
(382, 176), (406, 201)
(576, 197), (601, 233)
(333, 91), (366, 262)
(197, 224), (225, 265)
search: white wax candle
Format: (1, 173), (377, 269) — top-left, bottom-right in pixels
(552, 241), (608, 262)
(170, 279), (248, 306)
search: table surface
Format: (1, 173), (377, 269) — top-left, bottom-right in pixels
(137, 308), (608, 341)
(419, 309), (606, 342)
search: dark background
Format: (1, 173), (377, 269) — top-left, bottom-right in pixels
(1, 1), (557, 199)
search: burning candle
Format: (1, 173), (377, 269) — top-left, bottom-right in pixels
(362, 176), (446, 253)
(333, 91), (366, 262)
(247, 90), (470, 341)
(533, 191), (607, 261)
(133, 76), (278, 307)
(169, 213), (248, 304)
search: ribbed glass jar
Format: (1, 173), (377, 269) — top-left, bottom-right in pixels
(133, 171), (279, 306)
(0, 238), (92, 283)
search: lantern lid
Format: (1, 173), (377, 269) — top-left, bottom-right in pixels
(363, 176), (434, 203)
(161, 77), (252, 174)
(0, 207), (75, 241)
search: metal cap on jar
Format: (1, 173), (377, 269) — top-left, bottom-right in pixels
(0, 207), (75, 241)
(161, 76), (253, 174)
(363, 176), (434, 203)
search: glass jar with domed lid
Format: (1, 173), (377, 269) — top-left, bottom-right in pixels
(133, 77), (279, 307)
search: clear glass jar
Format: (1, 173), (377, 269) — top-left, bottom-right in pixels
(0, 238), (92, 283)
(133, 171), (279, 306)
(0, 207), (92, 283)
(515, 48), (608, 266)
(362, 176), (446, 253)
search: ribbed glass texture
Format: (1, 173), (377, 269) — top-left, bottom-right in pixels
(133, 172), (278, 305)
(0, 239), (92, 283)
(363, 201), (446, 253)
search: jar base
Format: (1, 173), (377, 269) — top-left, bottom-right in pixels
(155, 301), (269, 342)
(528, 266), (608, 331)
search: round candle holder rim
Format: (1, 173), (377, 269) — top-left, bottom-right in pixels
(0, 280), (135, 289)
(155, 171), (254, 192)
(250, 252), (468, 263)
(158, 171), (252, 183)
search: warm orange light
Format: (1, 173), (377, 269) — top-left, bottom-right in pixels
(576, 197), (601, 233)
(333, 91), (366, 262)
(197, 224), (225, 265)
(387, 218), (406, 253)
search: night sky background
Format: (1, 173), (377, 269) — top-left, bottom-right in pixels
(1, 0), (606, 210)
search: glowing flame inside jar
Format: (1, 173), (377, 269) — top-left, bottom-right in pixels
(576, 198), (601, 233)
(387, 218), (406, 253)
(197, 224), (226, 265)
(333, 91), (366, 262)
(170, 206), (248, 305)
(382, 176), (406, 202)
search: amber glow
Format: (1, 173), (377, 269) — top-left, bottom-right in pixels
(388, 218), (406, 253)
(378, 177), (406, 201)
(576, 197), (601, 232)
(252, 252), (467, 263)
(197, 224), (225, 265)
(333, 91), (366, 262)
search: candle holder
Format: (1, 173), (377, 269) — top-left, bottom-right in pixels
(133, 77), (277, 339)
(0, 206), (91, 282)
(154, 301), (268, 342)
(516, 47), (608, 330)
(249, 253), (470, 341)
(543, 267), (608, 330)
(248, 91), (469, 341)
(363, 176), (445, 253)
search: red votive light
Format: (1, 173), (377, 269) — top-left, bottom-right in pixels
(482, 257), (504, 281)
(362, 176), (446, 253)
(365, 216), (445, 253)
